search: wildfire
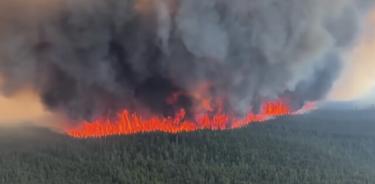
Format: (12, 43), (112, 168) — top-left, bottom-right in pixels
(66, 99), (313, 138)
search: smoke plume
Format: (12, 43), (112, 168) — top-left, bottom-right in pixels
(0, 0), (371, 121)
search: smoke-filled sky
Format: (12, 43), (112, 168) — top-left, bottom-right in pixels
(330, 9), (375, 102)
(0, 0), (374, 126)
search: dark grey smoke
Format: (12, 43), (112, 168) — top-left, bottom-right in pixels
(0, 0), (372, 120)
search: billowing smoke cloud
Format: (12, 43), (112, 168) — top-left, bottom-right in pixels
(0, 0), (371, 121)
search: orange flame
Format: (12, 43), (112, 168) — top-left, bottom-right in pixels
(66, 98), (314, 138)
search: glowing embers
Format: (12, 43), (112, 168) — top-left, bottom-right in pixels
(66, 99), (302, 138)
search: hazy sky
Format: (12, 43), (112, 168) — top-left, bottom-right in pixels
(0, 90), (46, 123)
(0, 88), (59, 127)
(329, 9), (375, 101)
(0, 3), (374, 125)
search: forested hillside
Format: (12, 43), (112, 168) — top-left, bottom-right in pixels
(1, 110), (375, 184)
